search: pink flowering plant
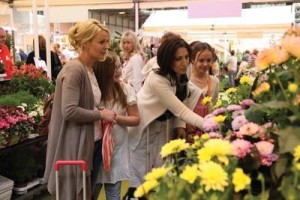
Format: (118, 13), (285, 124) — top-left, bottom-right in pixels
(9, 64), (54, 99)
(0, 105), (36, 148)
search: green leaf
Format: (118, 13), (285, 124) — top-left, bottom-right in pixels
(274, 127), (300, 153)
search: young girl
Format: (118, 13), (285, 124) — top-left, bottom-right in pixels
(93, 51), (140, 200)
(185, 41), (219, 138)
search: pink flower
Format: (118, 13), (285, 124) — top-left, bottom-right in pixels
(208, 132), (223, 139)
(239, 122), (260, 136)
(232, 139), (253, 158)
(254, 141), (274, 156)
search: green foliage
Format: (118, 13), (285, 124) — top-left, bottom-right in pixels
(0, 90), (38, 108)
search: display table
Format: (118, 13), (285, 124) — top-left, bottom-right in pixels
(0, 135), (48, 198)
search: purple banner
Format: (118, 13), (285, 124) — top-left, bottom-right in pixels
(188, 0), (242, 18)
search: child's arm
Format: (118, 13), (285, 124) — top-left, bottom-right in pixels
(115, 104), (140, 126)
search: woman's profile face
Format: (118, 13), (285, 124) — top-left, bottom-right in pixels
(171, 47), (190, 77)
(192, 49), (213, 75)
(87, 29), (110, 61)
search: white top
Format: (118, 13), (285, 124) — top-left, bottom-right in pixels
(87, 70), (102, 141)
(226, 55), (238, 72)
(97, 83), (137, 184)
(128, 71), (204, 149)
(122, 53), (144, 93)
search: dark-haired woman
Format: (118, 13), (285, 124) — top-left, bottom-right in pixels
(125, 37), (204, 199)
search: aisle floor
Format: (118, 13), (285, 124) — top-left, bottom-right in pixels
(31, 181), (129, 200)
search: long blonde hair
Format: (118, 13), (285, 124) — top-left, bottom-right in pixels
(120, 30), (145, 60)
(68, 19), (109, 53)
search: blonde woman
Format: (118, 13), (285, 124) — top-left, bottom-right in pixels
(120, 30), (145, 93)
(44, 19), (116, 200)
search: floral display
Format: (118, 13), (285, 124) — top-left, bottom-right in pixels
(9, 64), (54, 99)
(134, 27), (300, 200)
(0, 104), (36, 148)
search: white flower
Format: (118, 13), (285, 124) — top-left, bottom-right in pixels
(28, 111), (38, 117)
(21, 103), (28, 107)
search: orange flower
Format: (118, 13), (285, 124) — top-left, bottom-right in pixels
(256, 49), (272, 71)
(282, 35), (300, 58)
(252, 82), (270, 97)
(270, 45), (290, 65)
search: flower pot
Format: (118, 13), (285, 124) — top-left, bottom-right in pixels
(0, 135), (13, 148)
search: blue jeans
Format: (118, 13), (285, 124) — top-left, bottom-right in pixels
(94, 182), (122, 200)
(91, 139), (102, 200)
(228, 71), (236, 87)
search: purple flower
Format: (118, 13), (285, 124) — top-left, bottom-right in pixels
(212, 108), (227, 116)
(240, 99), (255, 109)
(226, 105), (242, 112)
(231, 115), (248, 131)
(203, 117), (219, 132)
(232, 110), (245, 119)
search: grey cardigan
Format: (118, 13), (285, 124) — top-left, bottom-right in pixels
(44, 58), (101, 199)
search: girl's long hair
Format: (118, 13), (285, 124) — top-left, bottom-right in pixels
(93, 51), (127, 108)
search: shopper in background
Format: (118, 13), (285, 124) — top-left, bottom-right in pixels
(141, 32), (182, 79)
(26, 35), (62, 80)
(0, 27), (13, 79)
(43, 19), (116, 200)
(53, 43), (66, 65)
(226, 50), (238, 87)
(124, 37), (204, 199)
(93, 51), (140, 200)
(120, 30), (145, 93)
(19, 48), (28, 62)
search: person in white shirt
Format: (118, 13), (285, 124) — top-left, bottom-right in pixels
(226, 50), (238, 87)
(120, 30), (145, 93)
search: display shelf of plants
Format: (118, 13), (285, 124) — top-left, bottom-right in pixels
(134, 27), (300, 199)
(0, 64), (54, 194)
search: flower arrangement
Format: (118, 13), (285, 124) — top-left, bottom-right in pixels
(0, 104), (36, 148)
(9, 64), (54, 99)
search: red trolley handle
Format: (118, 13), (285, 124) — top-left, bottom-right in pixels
(55, 160), (86, 171)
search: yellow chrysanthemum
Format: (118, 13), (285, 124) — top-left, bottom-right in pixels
(160, 139), (189, 158)
(203, 139), (233, 165)
(213, 99), (222, 109)
(134, 180), (159, 198)
(198, 161), (228, 192)
(145, 166), (172, 181)
(232, 168), (251, 192)
(180, 164), (200, 184)
(296, 163), (300, 171)
(288, 83), (298, 93)
(293, 145), (300, 161)
(252, 82), (270, 97)
(200, 133), (209, 140)
(197, 148), (213, 163)
(202, 96), (212, 105)
(225, 87), (237, 95)
(214, 115), (226, 124)
(239, 76), (253, 85)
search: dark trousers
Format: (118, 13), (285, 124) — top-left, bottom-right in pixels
(91, 139), (102, 200)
